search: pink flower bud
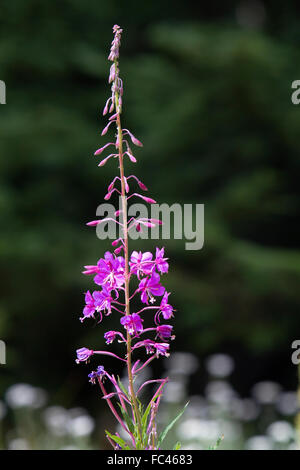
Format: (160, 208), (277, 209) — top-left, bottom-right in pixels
(138, 181), (148, 191)
(109, 101), (114, 113)
(82, 269), (97, 275)
(150, 218), (163, 225)
(82, 265), (99, 275)
(109, 113), (118, 121)
(103, 98), (112, 116)
(130, 135), (142, 147)
(123, 129), (143, 147)
(124, 151), (137, 163)
(101, 126), (109, 136)
(98, 153), (117, 167)
(86, 220), (100, 226)
(109, 63), (116, 84)
(94, 142), (114, 156)
(139, 195), (156, 204)
(102, 119), (116, 136)
(124, 177), (129, 193)
(141, 221), (155, 228)
(128, 193), (157, 204)
(98, 157), (110, 167)
(129, 153), (137, 163)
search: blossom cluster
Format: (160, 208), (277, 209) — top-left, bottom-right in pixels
(78, 247), (174, 361)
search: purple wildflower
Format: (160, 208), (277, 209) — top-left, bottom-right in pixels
(94, 251), (125, 288)
(156, 325), (174, 340)
(104, 330), (125, 344)
(129, 251), (153, 278)
(132, 339), (155, 354)
(77, 25), (177, 450)
(133, 340), (170, 357)
(93, 285), (114, 315)
(120, 313), (143, 335)
(154, 342), (170, 357)
(155, 247), (169, 274)
(88, 365), (106, 384)
(155, 292), (174, 323)
(138, 272), (165, 304)
(80, 290), (96, 322)
(76, 347), (94, 363)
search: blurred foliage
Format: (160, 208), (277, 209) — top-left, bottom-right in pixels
(0, 1), (300, 406)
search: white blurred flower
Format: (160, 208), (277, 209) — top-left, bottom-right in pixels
(165, 352), (198, 375)
(5, 383), (47, 409)
(231, 398), (260, 421)
(267, 421), (295, 443)
(251, 381), (281, 405)
(218, 419), (242, 441)
(185, 396), (208, 418)
(8, 438), (30, 450)
(161, 380), (187, 403)
(121, 366), (150, 393)
(155, 406), (169, 424)
(205, 380), (237, 405)
(43, 406), (69, 436)
(177, 418), (220, 441)
(276, 392), (298, 416)
(67, 414), (95, 437)
(245, 435), (273, 450)
(181, 443), (204, 450)
(116, 423), (129, 440)
(68, 407), (89, 419)
(205, 354), (234, 378)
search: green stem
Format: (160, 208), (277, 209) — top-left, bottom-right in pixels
(114, 76), (143, 446)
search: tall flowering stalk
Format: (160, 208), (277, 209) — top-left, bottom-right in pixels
(76, 25), (185, 450)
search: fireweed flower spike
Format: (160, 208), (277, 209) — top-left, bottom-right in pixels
(75, 25), (185, 450)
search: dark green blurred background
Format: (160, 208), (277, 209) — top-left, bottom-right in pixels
(1, 0), (300, 417)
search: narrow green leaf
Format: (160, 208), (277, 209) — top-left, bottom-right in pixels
(117, 403), (135, 434)
(141, 400), (152, 429)
(157, 402), (189, 448)
(105, 429), (130, 450)
(209, 434), (224, 450)
(141, 395), (159, 444)
(117, 377), (130, 400)
(173, 441), (182, 450)
(136, 396), (143, 413)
